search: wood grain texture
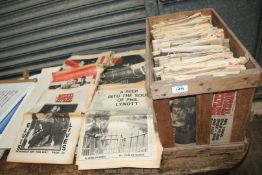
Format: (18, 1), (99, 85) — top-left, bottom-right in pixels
(0, 79), (36, 84)
(231, 88), (255, 142)
(0, 141), (248, 175)
(22, 69), (30, 80)
(196, 93), (213, 144)
(145, 18), (154, 98)
(150, 70), (260, 99)
(163, 141), (247, 158)
(153, 99), (174, 148)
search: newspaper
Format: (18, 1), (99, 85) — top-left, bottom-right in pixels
(61, 51), (112, 71)
(0, 67), (59, 149)
(170, 96), (196, 144)
(76, 78), (162, 169)
(210, 91), (236, 143)
(30, 64), (102, 113)
(30, 85), (96, 114)
(76, 113), (162, 170)
(89, 82), (152, 115)
(7, 112), (82, 164)
(100, 49), (146, 85)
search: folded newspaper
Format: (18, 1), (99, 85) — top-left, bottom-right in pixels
(76, 83), (162, 169)
(7, 50), (163, 169)
(7, 64), (102, 164)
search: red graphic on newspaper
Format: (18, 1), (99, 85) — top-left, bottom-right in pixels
(211, 91), (236, 116)
(52, 65), (97, 82)
(64, 60), (81, 69)
(56, 93), (74, 103)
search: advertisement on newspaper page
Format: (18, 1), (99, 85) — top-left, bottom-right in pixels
(210, 91), (237, 143)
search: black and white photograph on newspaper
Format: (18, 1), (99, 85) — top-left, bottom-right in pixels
(18, 112), (70, 150)
(82, 114), (148, 156)
(99, 63), (146, 85)
(170, 96), (196, 144)
(108, 49), (145, 68)
(7, 112), (82, 164)
(76, 113), (162, 169)
(99, 49), (145, 85)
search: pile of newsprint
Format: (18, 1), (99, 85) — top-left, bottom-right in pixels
(151, 12), (249, 144)
(152, 12), (248, 81)
(5, 49), (163, 169)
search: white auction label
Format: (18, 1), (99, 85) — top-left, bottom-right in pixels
(172, 85), (188, 94)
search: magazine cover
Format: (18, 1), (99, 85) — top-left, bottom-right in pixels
(7, 112), (82, 164)
(210, 91), (237, 143)
(169, 96), (196, 144)
(76, 113), (162, 169)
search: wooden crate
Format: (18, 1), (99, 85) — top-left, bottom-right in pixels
(145, 8), (262, 173)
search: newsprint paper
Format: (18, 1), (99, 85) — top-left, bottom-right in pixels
(210, 91), (237, 144)
(89, 82), (152, 115)
(7, 112), (82, 164)
(76, 114), (162, 170)
(30, 64), (102, 114)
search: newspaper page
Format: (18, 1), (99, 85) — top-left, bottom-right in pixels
(76, 113), (162, 169)
(170, 96), (196, 144)
(100, 49), (146, 85)
(30, 85), (96, 114)
(7, 112), (82, 164)
(61, 51), (112, 71)
(0, 82), (34, 122)
(210, 91), (237, 144)
(88, 83), (152, 115)
(0, 67), (60, 149)
(30, 65), (102, 113)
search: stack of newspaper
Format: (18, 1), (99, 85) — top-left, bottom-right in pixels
(76, 49), (162, 169)
(151, 12), (248, 81)
(7, 49), (163, 170)
(7, 52), (109, 164)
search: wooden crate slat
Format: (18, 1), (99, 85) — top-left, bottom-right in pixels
(231, 88), (255, 142)
(196, 94), (213, 144)
(163, 140), (247, 158)
(150, 70), (260, 99)
(153, 99), (174, 147)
